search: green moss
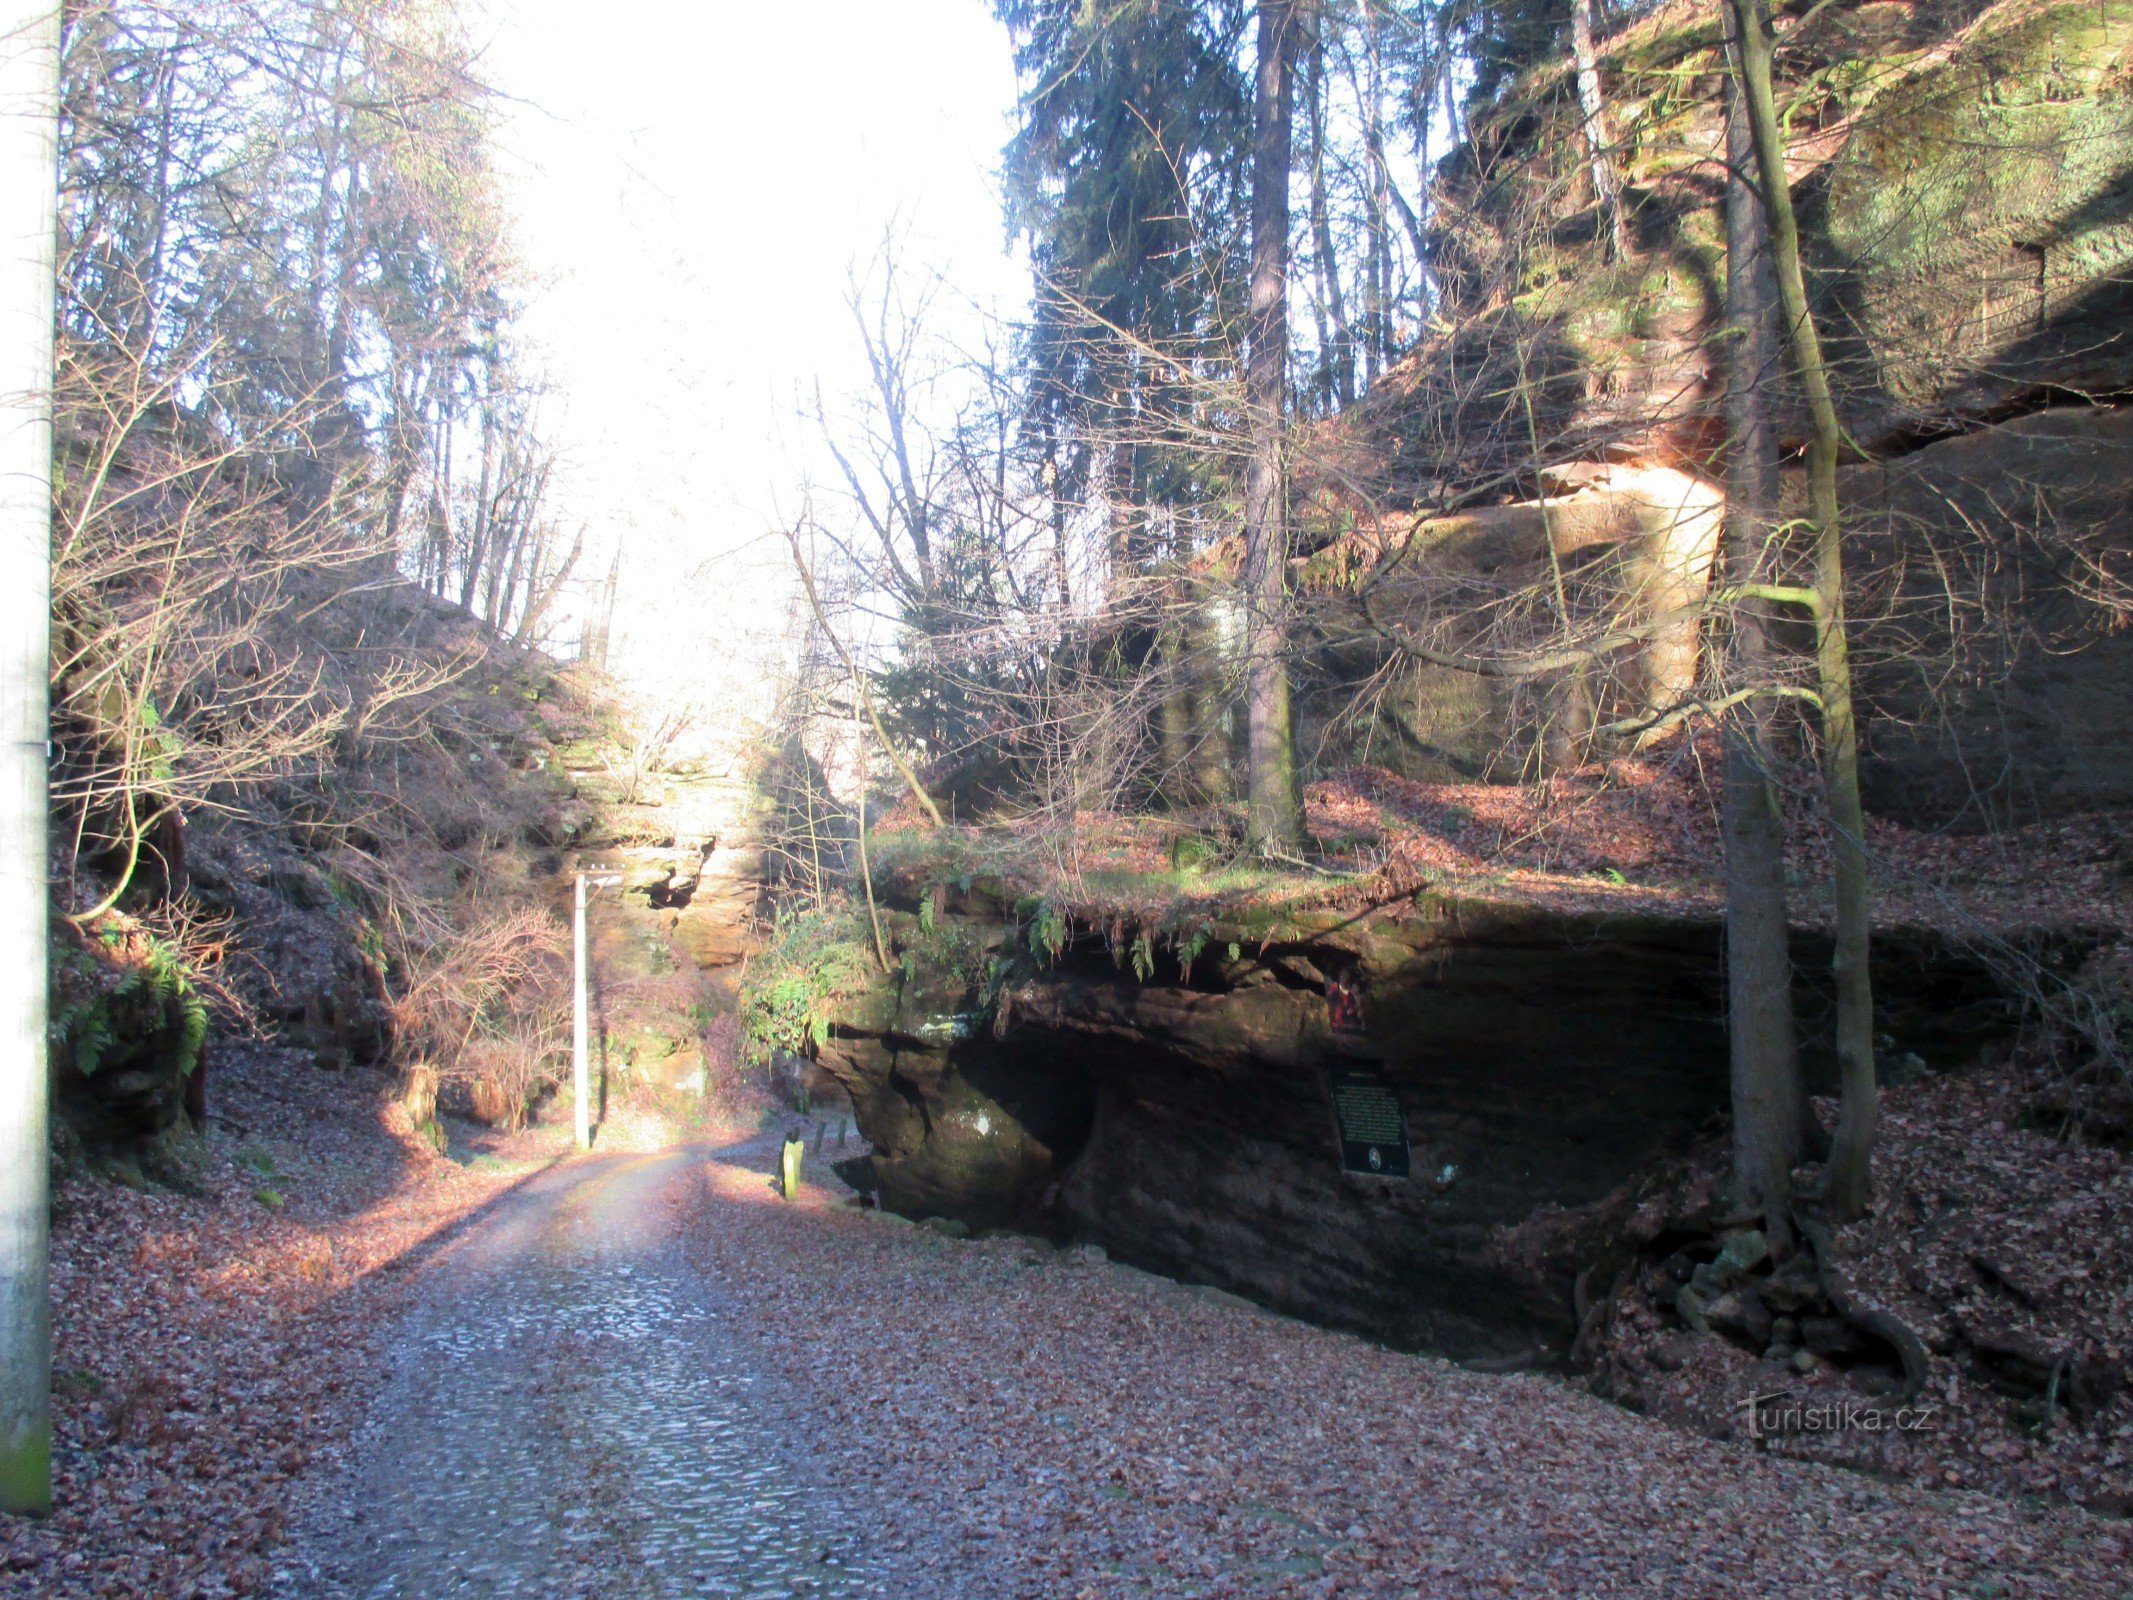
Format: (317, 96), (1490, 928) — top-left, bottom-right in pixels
(1821, 0), (2133, 402)
(49, 926), (208, 1084)
(0, 1427), (50, 1517)
(234, 1145), (276, 1179)
(738, 904), (877, 1062)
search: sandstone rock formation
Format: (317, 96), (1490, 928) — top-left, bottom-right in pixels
(808, 882), (2018, 1360)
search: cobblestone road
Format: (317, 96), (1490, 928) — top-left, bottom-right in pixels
(275, 1147), (878, 1600)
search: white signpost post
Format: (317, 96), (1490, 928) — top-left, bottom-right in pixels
(572, 869), (622, 1151)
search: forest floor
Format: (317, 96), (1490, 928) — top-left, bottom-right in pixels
(877, 744), (2133, 939)
(689, 1142), (2133, 1597)
(12, 1051), (2132, 1599)
(1576, 1049), (2133, 1517)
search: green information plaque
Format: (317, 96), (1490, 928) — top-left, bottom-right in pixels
(1327, 1066), (1410, 1177)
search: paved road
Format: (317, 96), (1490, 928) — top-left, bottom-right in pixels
(275, 1146), (877, 1600)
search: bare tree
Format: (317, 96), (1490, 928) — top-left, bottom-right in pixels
(1726, 0), (1877, 1220)
(1569, 0), (1630, 262)
(1718, 42), (1808, 1248)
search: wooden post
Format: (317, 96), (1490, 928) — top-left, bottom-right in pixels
(572, 874), (589, 1150)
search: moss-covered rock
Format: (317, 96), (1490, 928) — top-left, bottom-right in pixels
(49, 917), (208, 1145)
(1341, 0), (2133, 493)
(1816, 0), (2133, 439)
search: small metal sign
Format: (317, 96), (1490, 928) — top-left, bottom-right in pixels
(1327, 1066), (1410, 1177)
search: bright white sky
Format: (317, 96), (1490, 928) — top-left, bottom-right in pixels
(478, 0), (1028, 716)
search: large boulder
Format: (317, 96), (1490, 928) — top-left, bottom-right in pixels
(809, 948), (1094, 1228)
(1306, 407), (2133, 821)
(1328, 0), (2133, 488)
(1301, 464), (1725, 777)
(1813, 0), (2133, 448)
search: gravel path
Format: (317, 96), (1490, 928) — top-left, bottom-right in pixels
(272, 1135), (2132, 1599)
(274, 1147), (875, 1600)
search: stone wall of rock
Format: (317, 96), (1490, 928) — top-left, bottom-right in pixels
(1303, 405), (2133, 821)
(1295, 0), (2133, 819)
(1845, 407), (2133, 826)
(812, 887), (2019, 1361)
(1334, 0), (2133, 488)
(561, 754), (771, 1099)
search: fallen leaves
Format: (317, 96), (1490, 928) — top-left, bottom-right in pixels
(1587, 1054), (2133, 1522)
(0, 1044), (543, 1600)
(687, 1143), (2133, 1597)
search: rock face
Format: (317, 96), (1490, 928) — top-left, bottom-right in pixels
(1310, 406), (2133, 819)
(563, 758), (771, 1102)
(1809, 0), (2133, 449)
(813, 889), (2019, 1360)
(1845, 407), (2133, 826)
(1345, 0), (2133, 479)
(813, 953), (1096, 1228)
(49, 920), (208, 1145)
(1300, 465), (1728, 780)
(1299, 0), (2133, 819)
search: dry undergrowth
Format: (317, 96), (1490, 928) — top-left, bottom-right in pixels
(871, 742), (2133, 940)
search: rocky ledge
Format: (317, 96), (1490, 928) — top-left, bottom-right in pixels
(804, 873), (2033, 1362)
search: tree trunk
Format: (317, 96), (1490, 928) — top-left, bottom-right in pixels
(1571, 0), (1631, 261)
(516, 528), (582, 647)
(460, 394), (493, 612)
(1190, 601), (1235, 807)
(1361, 9), (1389, 382)
(1245, 0), (1304, 853)
(583, 542), (621, 668)
(1158, 624), (1196, 811)
(1304, 20), (1351, 407)
(1106, 436), (1140, 574)
(1044, 433), (1071, 609)
(0, 0), (58, 1516)
(786, 527), (945, 829)
(426, 380), (456, 595)
(1727, 0), (1876, 1219)
(1720, 54), (1807, 1250)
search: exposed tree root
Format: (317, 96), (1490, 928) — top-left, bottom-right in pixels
(1799, 1217), (1929, 1404)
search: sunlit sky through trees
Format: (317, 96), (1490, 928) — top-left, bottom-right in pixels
(481, 0), (1027, 715)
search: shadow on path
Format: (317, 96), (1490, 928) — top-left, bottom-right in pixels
(274, 1148), (878, 1600)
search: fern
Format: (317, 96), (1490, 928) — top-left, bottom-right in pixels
(1130, 929), (1155, 983)
(49, 926), (208, 1079)
(1177, 927), (1208, 981)
(1028, 901), (1067, 966)
(737, 903), (875, 1063)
